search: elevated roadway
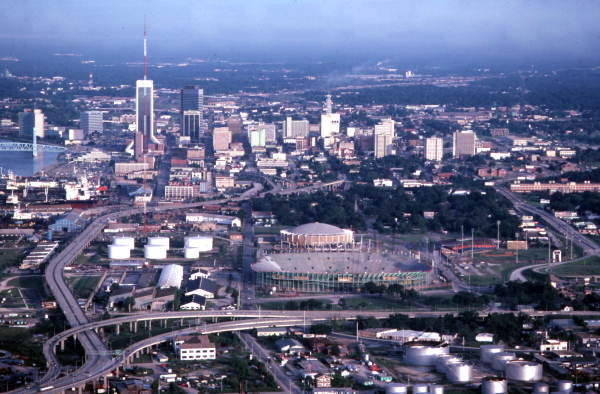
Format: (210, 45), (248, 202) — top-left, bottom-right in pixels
(32, 179), (351, 392)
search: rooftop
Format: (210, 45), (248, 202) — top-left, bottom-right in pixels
(285, 222), (349, 236)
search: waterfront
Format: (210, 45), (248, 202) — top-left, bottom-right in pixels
(0, 148), (61, 176)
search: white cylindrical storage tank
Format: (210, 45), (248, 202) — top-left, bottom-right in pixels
(145, 245), (167, 260)
(429, 385), (444, 394)
(108, 244), (131, 259)
(385, 383), (409, 394)
(481, 377), (507, 394)
(403, 343), (449, 366)
(184, 235), (213, 251)
(435, 355), (458, 373)
(481, 345), (505, 363)
(184, 247), (200, 259)
(556, 381), (573, 393)
(148, 237), (170, 249)
(113, 237), (135, 250)
(505, 361), (542, 382)
(413, 384), (429, 394)
(491, 352), (516, 371)
(446, 363), (472, 383)
(533, 383), (550, 393)
(157, 264), (183, 288)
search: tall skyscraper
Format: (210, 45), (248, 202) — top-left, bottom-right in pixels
(320, 95), (340, 138)
(213, 127), (232, 151)
(452, 130), (476, 157)
(373, 118), (395, 158)
(425, 137), (444, 161)
(134, 21), (157, 161)
(182, 110), (203, 143)
(374, 132), (392, 159)
(18, 109), (44, 138)
(226, 115), (243, 138)
(249, 123), (276, 144)
(80, 110), (103, 135)
(180, 85), (203, 139)
(284, 117), (309, 138)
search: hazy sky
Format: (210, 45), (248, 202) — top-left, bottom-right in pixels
(2, 0), (600, 65)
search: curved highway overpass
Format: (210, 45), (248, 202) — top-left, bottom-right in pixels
(28, 180), (349, 392)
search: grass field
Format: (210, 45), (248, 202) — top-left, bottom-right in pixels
(66, 275), (102, 299)
(551, 256), (600, 276)
(6, 275), (47, 299)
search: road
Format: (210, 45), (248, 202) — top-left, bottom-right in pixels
(495, 186), (600, 254)
(30, 179), (350, 392)
(238, 332), (302, 394)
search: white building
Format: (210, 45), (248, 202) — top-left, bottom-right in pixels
(157, 264), (184, 288)
(374, 119), (395, 159)
(284, 117), (309, 138)
(540, 339), (568, 352)
(185, 212), (241, 227)
(425, 137), (444, 161)
(173, 335), (216, 360)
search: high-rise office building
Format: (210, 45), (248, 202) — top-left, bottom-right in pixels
(18, 109), (44, 138)
(134, 22), (158, 161)
(320, 95), (340, 138)
(180, 85), (204, 139)
(425, 137), (444, 161)
(373, 118), (395, 158)
(136, 79), (157, 154)
(182, 110), (203, 143)
(227, 115), (243, 135)
(284, 117), (309, 138)
(374, 132), (392, 159)
(249, 129), (266, 147)
(452, 130), (476, 157)
(80, 111), (103, 135)
(249, 123), (276, 144)
(213, 127), (232, 151)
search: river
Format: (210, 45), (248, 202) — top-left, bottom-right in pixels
(0, 141), (61, 176)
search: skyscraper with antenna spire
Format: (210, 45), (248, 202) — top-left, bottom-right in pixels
(134, 19), (158, 161)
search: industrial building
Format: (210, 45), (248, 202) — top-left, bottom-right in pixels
(157, 264), (184, 288)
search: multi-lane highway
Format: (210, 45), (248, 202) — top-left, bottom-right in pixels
(31, 180), (349, 392)
(495, 186), (600, 254)
(31, 180), (586, 392)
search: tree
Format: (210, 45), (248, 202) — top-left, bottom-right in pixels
(386, 283), (405, 297)
(363, 282), (384, 294)
(310, 324), (332, 335)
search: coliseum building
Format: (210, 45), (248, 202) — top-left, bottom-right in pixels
(252, 222), (430, 293)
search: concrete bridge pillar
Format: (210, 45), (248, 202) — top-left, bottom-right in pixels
(162, 319), (167, 328)
(129, 321), (133, 332)
(115, 324), (120, 335)
(133, 321), (138, 333)
(103, 375), (108, 388)
(60, 339), (65, 351)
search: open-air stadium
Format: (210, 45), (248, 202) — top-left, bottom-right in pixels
(252, 222), (431, 293)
